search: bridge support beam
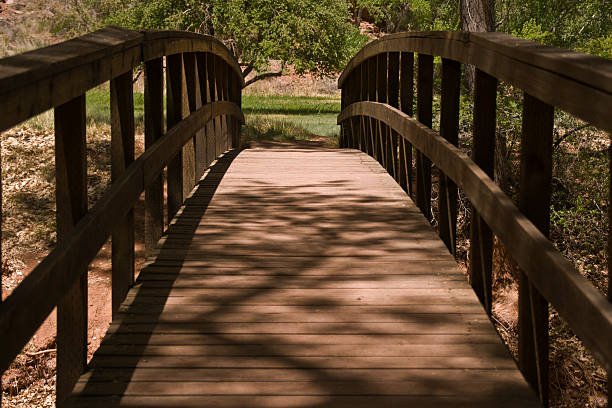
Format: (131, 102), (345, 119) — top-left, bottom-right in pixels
(518, 92), (553, 406)
(55, 94), (88, 403)
(110, 70), (135, 319)
(469, 69), (496, 315)
(416, 54), (433, 220)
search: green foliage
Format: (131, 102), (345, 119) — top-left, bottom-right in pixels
(355, 0), (459, 32)
(58, 0), (367, 83)
(212, 0), (366, 76)
(497, 0), (612, 56)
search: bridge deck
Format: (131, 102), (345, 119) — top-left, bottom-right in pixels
(67, 143), (539, 407)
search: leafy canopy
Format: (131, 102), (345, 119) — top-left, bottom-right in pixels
(65, 0), (367, 83)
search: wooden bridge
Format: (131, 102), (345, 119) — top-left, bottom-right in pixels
(0, 27), (611, 407)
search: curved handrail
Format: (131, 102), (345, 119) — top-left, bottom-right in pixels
(338, 31), (612, 133)
(338, 101), (612, 369)
(0, 26), (244, 133)
(337, 30), (612, 404)
(0, 101), (244, 373)
(0, 27), (245, 399)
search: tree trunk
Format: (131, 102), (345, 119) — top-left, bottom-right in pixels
(460, 0), (495, 92)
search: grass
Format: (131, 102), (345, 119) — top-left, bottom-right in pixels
(241, 95), (341, 143)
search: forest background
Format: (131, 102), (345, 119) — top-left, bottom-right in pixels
(0, 0), (611, 407)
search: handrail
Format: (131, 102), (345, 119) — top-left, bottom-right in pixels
(0, 26), (244, 133)
(338, 31), (612, 133)
(337, 31), (612, 407)
(0, 26), (244, 403)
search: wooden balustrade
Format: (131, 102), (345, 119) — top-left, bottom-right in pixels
(338, 31), (612, 407)
(0, 26), (244, 404)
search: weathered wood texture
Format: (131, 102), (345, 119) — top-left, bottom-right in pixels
(111, 71), (136, 319)
(65, 144), (539, 407)
(338, 102), (612, 377)
(55, 95), (88, 401)
(144, 58), (165, 255)
(518, 93), (554, 405)
(338, 31), (612, 134)
(469, 69), (497, 315)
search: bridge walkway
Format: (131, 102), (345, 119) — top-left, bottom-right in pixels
(66, 143), (540, 407)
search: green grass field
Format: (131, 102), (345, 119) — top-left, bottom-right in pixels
(241, 95), (340, 144)
(77, 90), (341, 145)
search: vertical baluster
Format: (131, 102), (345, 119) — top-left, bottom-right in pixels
(360, 61), (367, 153)
(350, 68), (360, 149)
(208, 55), (221, 160)
(144, 58), (164, 254)
(377, 53), (388, 168)
(110, 71), (135, 319)
(215, 57), (227, 154)
(340, 84), (347, 148)
(185, 52), (206, 180)
(388, 52), (400, 180)
(201, 53), (217, 166)
(368, 57), (378, 159)
(166, 53), (190, 220)
(518, 93), (553, 406)
(469, 69), (496, 314)
(222, 62), (231, 152)
(416, 54), (433, 219)
(55, 94), (88, 402)
(439, 59), (461, 256)
(399, 52), (414, 197)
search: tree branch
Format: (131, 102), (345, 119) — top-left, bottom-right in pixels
(243, 71), (283, 88)
(242, 62), (255, 78)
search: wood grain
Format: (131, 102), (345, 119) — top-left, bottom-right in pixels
(111, 70), (136, 319)
(338, 101), (612, 372)
(65, 145), (538, 407)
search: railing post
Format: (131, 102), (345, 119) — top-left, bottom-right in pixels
(518, 92), (553, 406)
(399, 52), (414, 197)
(368, 57), (378, 159)
(439, 59), (461, 256)
(184, 52), (207, 180)
(110, 71), (135, 319)
(201, 53), (217, 166)
(388, 52), (400, 180)
(350, 67), (361, 149)
(215, 57), (227, 154)
(416, 53), (433, 220)
(469, 68), (497, 314)
(377, 53), (388, 168)
(144, 58), (164, 255)
(55, 94), (88, 402)
(360, 61), (368, 153)
(166, 53), (190, 220)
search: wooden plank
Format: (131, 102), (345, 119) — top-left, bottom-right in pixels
(518, 92), (553, 405)
(66, 395), (539, 408)
(184, 52), (207, 179)
(469, 69), (497, 315)
(399, 52), (414, 196)
(388, 52), (400, 179)
(0, 27), (143, 132)
(166, 53), (186, 221)
(336, 31), (612, 134)
(110, 70), (135, 319)
(338, 101), (612, 372)
(54, 94), (88, 402)
(144, 58), (165, 255)
(438, 58), (460, 256)
(416, 54), (433, 219)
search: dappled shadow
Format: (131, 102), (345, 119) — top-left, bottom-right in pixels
(67, 145), (539, 407)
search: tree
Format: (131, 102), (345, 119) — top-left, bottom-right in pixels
(65, 0), (367, 87)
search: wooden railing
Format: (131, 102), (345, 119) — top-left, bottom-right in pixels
(0, 26), (244, 403)
(337, 31), (612, 407)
